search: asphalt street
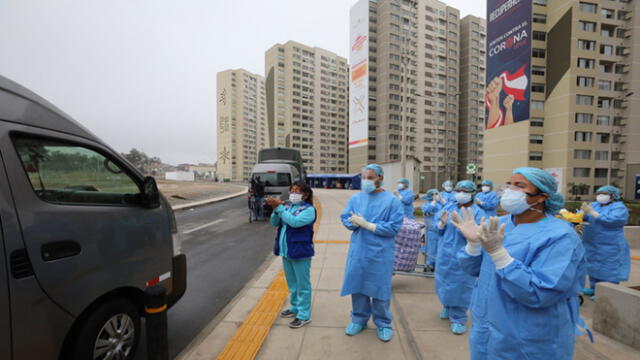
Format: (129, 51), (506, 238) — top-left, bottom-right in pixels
(135, 196), (274, 359)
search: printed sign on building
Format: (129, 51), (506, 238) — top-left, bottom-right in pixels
(485, 0), (532, 129)
(349, 0), (369, 149)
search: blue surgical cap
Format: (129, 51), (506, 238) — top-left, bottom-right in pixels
(481, 180), (494, 189)
(596, 185), (621, 201)
(513, 167), (564, 213)
(442, 180), (453, 188)
(364, 164), (384, 176)
(398, 178), (410, 186)
(455, 180), (477, 194)
(423, 188), (438, 201)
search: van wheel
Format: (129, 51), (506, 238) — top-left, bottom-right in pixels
(71, 297), (141, 360)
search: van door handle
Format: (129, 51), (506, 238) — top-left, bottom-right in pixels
(41, 241), (82, 262)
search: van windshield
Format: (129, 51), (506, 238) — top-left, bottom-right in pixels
(253, 173), (291, 187)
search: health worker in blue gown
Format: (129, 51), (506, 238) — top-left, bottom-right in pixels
(340, 164), (404, 343)
(475, 180), (499, 217)
(454, 167), (587, 360)
(394, 177), (415, 219)
(440, 180), (456, 205)
(433, 180), (485, 335)
(581, 185), (630, 297)
(421, 189), (443, 271)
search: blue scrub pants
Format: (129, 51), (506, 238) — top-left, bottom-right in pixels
(351, 293), (392, 328)
(446, 306), (467, 325)
(589, 277), (619, 290)
(283, 257), (312, 321)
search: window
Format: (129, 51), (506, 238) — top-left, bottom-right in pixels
(533, 14), (547, 24)
(577, 39), (596, 51)
(597, 97), (611, 108)
(577, 76), (594, 87)
(573, 168), (591, 177)
(574, 149), (592, 160)
(597, 116), (610, 126)
(533, 0), (547, 6)
(532, 48), (546, 58)
(600, 45), (613, 56)
(529, 151), (543, 161)
(577, 58), (595, 69)
(595, 151), (609, 161)
(579, 2), (597, 14)
(529, 135), (544, 144)
(596, 133), (610, 143)
(575, 113), (593, 124)
(576, 95), (594, 105)
(532, 83), (545, 93)
(532, 66), (545, 76)
(13, 136), (142, 205)
(616, 46), (628, 56)
(530, 117), (544, 127)
(575, 131), (592, 142)
(601, 8), (614, 19)
(533, 31), (546, 41)
(598, 80), (612, 91)
(594, 168), (608, 178)
(531, 101), (544, 110)
(579, 21), (596, 32)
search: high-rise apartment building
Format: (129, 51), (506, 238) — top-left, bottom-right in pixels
(265, 41), (349, 174)
(216, 69), (268, 181)
(349, 0), (465, 186)
(458, 15), (487, 179)
(483, 0), (640, 200)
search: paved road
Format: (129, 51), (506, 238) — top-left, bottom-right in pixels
(135, 196), (274, 359)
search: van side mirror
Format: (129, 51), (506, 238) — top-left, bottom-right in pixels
(141, 176), (160, 208)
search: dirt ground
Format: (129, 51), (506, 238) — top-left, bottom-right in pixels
(157, 180), (247, 206)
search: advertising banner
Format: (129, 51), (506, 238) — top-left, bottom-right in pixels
(486, 0), (532, 129)
(349, 0), (369, 149)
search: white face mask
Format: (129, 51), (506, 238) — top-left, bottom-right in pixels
(481, 186), (491, 193)
(454, 191), (472, 204)
(500, 189), (531, 215)
(397, 183), (405, 190)
(289, 193), (303, 204)
(444, 186), (453, 192)
(596, 194), (611, 205)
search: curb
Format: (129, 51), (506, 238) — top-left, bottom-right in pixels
(171, 188), (248, 211)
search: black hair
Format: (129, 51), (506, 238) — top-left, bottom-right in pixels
(290, 181), (313, 205)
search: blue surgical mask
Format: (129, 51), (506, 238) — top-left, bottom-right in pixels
(454, 191), (472, 204)
(500, 189), (531, 215)
(361, 180), (376, 193)
(397, 183), (404, 190)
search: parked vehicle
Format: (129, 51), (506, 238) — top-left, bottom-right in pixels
(0, 75), (186, 359)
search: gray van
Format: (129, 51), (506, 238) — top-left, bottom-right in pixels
(0, 75), (186, 359)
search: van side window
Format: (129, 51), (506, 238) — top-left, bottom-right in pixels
(12, 135), (142, 206)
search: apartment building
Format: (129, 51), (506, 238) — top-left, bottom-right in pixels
(265, 41), (349, 174)
(458, 15), (487, 179)
(483, 0), (640, 200)
(216, 69), (268, 181)
(349, 0), (464, 186)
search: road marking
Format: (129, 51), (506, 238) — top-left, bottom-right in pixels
(183, 219), (224, 234)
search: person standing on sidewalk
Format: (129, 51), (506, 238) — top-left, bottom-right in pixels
(340, 164), (404, 342)
(580, 185), (630, 298)
(422, 189), (443, 272)
(267, 181), (316, 329)
(475, 180), (499, 217)
(393, 177), (415, 219)
(252, 176), (266, 221)
(433, 180), (485, 335)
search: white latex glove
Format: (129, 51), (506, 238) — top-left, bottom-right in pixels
(479, 217), (512, 269)
(349, 212), (376, 232)
(393, 191), (401, 199)
(450, 207), (483, 255)
(475, 197), (483, 206)
(581, 202), (599, 217)
(440, 195), (447, 205)
(438, 211), (449, 229)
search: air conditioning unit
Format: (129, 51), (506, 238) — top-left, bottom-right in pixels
(622, 48), (631, 56)
(618, 153), (626, 160)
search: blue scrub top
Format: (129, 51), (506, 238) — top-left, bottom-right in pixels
(398, 188), (415, 219)
(475, 191), (499, 216)
(270, 203), (316, 258)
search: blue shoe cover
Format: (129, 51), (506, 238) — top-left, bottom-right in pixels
(451, 323), (467, 335)
(439, 308), (449, 320)
(345, 322), (366, 336)
(377, 327), (393, 342)
(582, 288), (594, 296)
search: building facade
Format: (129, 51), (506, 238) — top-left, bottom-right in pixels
(458, 15), (487, 180)
(216, 69), (268, 181)
(265, 41), (349, 174)
(483, 0), (640, 200)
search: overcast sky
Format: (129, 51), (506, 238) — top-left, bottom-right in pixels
(0, 0), (484, 165)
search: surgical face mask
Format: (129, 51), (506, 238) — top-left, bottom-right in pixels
(500, 189), (532, 215)
(596, 194), (611, 205)
(289, 193), (303, 204)
(397, 183), (405, 190)
(444, 186), (453, 192)
(481, 186), (491, 193)
(361, 180), (376, 193)
(454, 191), (472, 204)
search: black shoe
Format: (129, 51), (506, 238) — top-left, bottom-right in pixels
(280, 309), (296, 318)
(289, 318), (311, 328)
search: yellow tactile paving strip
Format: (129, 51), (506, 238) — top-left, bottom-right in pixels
(632, 256), (640, 261)
(216, 197), (327, 360)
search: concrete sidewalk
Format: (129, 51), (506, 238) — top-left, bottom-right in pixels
(181, 189), (639, 360)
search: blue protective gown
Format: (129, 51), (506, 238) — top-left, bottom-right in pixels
(398, 188), (415, 219)
(422, 200), (443, 266)
(457, 215), (586, 360)
(475, 191), (499, 217)
(340, 191), (404, 301)
(433, 203), (485, 309)
(582, 201), (630, 283)
(441, 190), (456, 204)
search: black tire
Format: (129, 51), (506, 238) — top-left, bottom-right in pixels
(69, 297), (141, 360)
